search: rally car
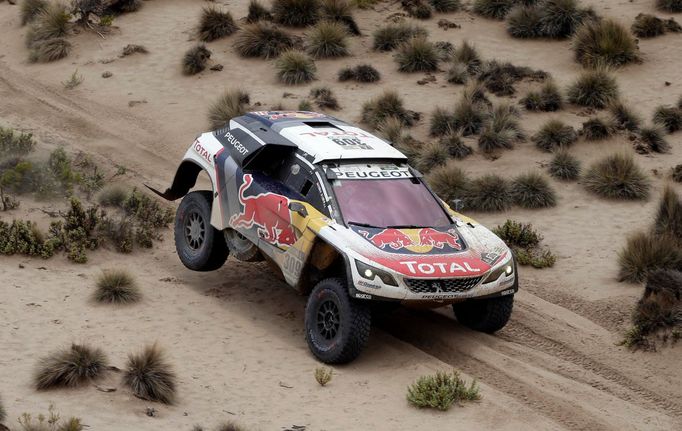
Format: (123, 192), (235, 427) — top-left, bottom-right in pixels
(150, 111), (517, 364)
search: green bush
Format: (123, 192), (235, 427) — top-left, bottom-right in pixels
(653, 106), (682, 133)
(567, 67), (619, 109)
(0, 126), (36, 155)
(520, 81), (563, 112)
(362, 91), (415, 128)
(0, 220), (48, 257)
(426, 161), (469, 202)
(306, 20), (349, 58)
(124, 344), (176, 404)
(395, 36), (439, 73)
(548, 148), (580, 180)
(35, 344), (108, 390)
(515, 247), (557, 268)
(94, 269), (141, 304)
(572, 18), (639, 68)
(272, 0), (320, 27)
(275, 50), (317, 84)
(208, 89), (250, 129)
(198, 6), (238, 42)
(493, 219), (542, 249)
(465, 174), (512, 212)
(407, 371), (480, 411)
(372, 22), (427, 51)
(246, 0), (272, 23)
(583, 153), (649, 200)
(532, 120), (577, 152)
(234, 23), (296, 59)
(510, 171), (556, 208)
(618, 231), (682, 283)
(182, 44), (212, 75)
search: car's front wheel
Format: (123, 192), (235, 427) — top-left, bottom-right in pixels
(174, 191), (228, 271)
(304, 278), (371, 364)
(452, 295), (514, 333)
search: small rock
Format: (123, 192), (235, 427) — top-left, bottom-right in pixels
(438, 19), (460, 30)
(146, 407), (156, 417)
(210, 64), (223, 71)
(665, 81), (671, 86)
(102, 71), (113, 78)
(18, 263), (24, 268)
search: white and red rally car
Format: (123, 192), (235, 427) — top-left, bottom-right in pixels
(151, 111), (517, 364)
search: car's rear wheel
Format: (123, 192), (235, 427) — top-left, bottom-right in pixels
(174, 191), (228, 271)
(224, 229), (263, 262)
(452, 295), (514, 333)
(304, 278), (371, 364)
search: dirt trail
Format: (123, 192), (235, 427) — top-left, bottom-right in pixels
(1, 0), (682, 430)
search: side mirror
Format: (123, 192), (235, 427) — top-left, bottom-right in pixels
(288, 201), (308, 218)
(451, 199), (464, 212)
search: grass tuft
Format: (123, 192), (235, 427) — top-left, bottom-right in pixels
(426, 161), (469, 202)
(548, 148), (580, 180)
(465, 174), (512, 212)
(673, 164), (682, 183)
(572, 18), (639, 68)
(275, 50), (317, 84)
(407, 371), (480, 411)
(35, 344), (108, 390)
(473, 0), (514, 20)
(234, 23), (296, 59)
(638, 126), (670, 153)
(608, 100), (641, 131)
(208, 89), (250, 129)
(97, 184), (129, 207)
(507, 5), (542, 38)
(272, 0), (320, 27)
(314, 367), (333, 386)
(632, 13), (668, 38)
(657, 0), (682, 13)
(362, 90), (415, 128)
(566, 67), (619, 109)
(520, 80), (563, 111)
(124, 344), (176, 404)
(417, 140), (450, 172)
(339, 64), (381, 82)
(440, 131), (473, 159)
(246, 0), (273, 23)
(28, 37), (71, 63)
(182, 44), (212, 76)
(583, 152), (650, 200)
(372, 22), (427, 51)
(581, 117), (613, 141)
(395, 36), (439, 73)
(510, 171), (556, 208)
(653, 105), (682, 133)
(477, 103), (523, 153)
(320, 0), (360, 35)
(309, 86), (339, 110)
(532, 120), (577, 152)
(94, 269), (141, 304)
(654, 185), (682, 240)
(21, 0), (48, 25)
(618, 231), (682, 283)
(27, 2), (71, 44)
(306, 20), (349, 58)
(198, 6), (238, 42)
(538, 0), (594, 39)
(429, 0), (460, 13)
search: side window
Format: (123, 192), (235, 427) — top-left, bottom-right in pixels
(283, 163), (328, 216)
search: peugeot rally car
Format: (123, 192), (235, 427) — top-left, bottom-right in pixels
(151, 111), (518, 364)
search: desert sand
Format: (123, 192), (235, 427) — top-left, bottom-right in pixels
(1, 0), (682, 430)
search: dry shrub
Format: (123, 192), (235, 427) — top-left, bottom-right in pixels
(429, 0), (460, 13)
(314, 367), (333, 386)
(182, 44), (211, 76)
(28, 38), (71, 63)
(510, 171), (556, 208)
(618, 232), (682, 283)
(234, 23), (296, 59)
(532, 119), (577, 152)
(272, 0), (320, 27)
(310, 86), (339, 109)
(377, 116), (405, 143)
(673, 164), (682, 183)
(548, 148), (580, 180)
(27, 2), (70, 43)
(473, 0), (514, 20)
(631, 13), (667, 38)
(208, 89), (250, 129)
(477, 103), (523, 153)
(507, 5), (542, 38)
(372, 21), (427, 51)
(520, 80), (562, 112)
(121, 44), (147, 56)
(97, 184), (129, 207)
(583, 152), (649, 200)
(465, 174), (512, 212)
(452, 86), (489, 136)
(657, 0), (682, 13)
(429, 107), (456, 137)
(629, 269), (682, 348)
(477, 60), (547, 97)
(94, 269), (140, 304)
(493, 219), (556, 268)
(395, 36), (439, 73)
(124, 344), (176, 404)
(198, 6), (238, 42)
(581, 117), (613, 141)
(608, 100), (641, 131)
(216, 422), (249, 431)
(446, 62), (468, 85)
(440, 132), (472, 159)
(653, 105), (682, 133)
(246, 0), (272, 23)
(417, 140), (449, 172)
(407, 371), (480, 411)
(0, 126), (36, 155)
(572, 18), (640, 68)
(426, 161), (469, 202)
(655, 185), (682, 240)
(320, 0), (360, 35)
(638, 126), (670, 153)
(452, 41), (481, 74)
(402, 0), (432, 20)
(21, 0), (48, 25)
(338, 64), (380, 82)
(566, 67), (619, 109)
(275, 50), (317, 84)
(16, 405), (84, 431)
(538, 0), (595, 39)
(35, 344), (108, 390)
(306, 20), (349, 58)
(361, 90), (415, 128)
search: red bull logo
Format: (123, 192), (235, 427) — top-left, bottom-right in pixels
(229, 174), (297, 247)
(356, 227), (463, 253)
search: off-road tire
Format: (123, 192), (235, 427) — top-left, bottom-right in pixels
(453, 295), (514, 333)
(304, 278), (371, 364)
(224, 229), (264, 262)
(174, 191), (228, 271)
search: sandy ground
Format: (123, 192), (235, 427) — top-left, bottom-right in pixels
(1, 0), (682, 429)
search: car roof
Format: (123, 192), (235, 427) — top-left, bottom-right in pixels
(230, 111), (407, 164)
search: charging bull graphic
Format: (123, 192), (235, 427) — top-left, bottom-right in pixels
(356, 227), (463, 253)
(230, 174), (297, 247)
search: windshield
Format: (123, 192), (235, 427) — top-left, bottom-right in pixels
(332, 178), (452, 227)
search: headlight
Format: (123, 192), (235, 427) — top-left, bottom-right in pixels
(483, 259), (514, 283)
(355, 260), (398, 286)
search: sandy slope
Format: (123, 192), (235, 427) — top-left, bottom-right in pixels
(1, 0), (682, 429)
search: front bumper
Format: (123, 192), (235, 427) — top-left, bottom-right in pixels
(347, 254), (518, 303)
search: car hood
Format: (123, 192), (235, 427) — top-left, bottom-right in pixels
(347, 224), (510, 278)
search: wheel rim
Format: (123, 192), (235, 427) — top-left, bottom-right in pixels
(184, 211), (206, 250)
(316, 300), (341, 340)
(225, 229), (253, 252)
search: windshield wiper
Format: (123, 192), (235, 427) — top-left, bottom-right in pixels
(347, 221), (383, 228)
